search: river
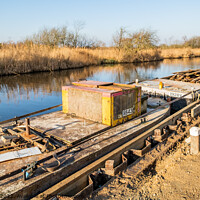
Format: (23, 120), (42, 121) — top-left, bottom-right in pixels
(0, 58), (200, 121)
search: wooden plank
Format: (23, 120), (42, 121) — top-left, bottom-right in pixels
(173, 69), (196, 75)
(191, 76), (200, 83)
(0, 147), (41, 163)
(170, 69), (200, 83)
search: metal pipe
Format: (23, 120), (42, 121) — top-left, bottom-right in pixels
(0, 104), (62, 125)
(25, 118), (30, 136)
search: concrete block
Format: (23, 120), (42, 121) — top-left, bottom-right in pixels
(190, 127), (200, 154)
(191, 104), (200, 118)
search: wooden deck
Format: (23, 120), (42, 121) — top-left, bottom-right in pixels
(0, 105), (170, 199)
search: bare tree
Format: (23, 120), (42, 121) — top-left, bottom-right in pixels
(31, 26), (68, 47)
(113, 27), (127, 49)
(26, 22), (103, 48)
(113, 28), (159, 50)
(72, 20), (85, 47)
(131, 29), (159, 50)
(184, 36), (200, 48)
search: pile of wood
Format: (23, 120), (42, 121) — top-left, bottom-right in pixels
(169, 69), (200, 83)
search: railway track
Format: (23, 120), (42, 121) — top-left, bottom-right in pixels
(0, 89), (200, 199)
(1, 107), (169, 199)
(1, 99), (199, 199)
(34, 100), (200, 200)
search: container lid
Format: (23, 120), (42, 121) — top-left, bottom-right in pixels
(72, 80), (113, 88)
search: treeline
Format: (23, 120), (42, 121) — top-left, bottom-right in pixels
(113, 27), (200, 50)
(159, 37), (200, 49)
(1, 24), (200, 50)
(113, 27), (159, 51)
(24, 22), (104, 48)
(1, 24), (200, 76)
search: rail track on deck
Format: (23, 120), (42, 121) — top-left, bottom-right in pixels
(0, 90), (200, 199)
(33, 99), (200, 200)
(0, 105), (168, 180)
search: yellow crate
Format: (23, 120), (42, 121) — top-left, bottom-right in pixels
(62, 81), (141, 126)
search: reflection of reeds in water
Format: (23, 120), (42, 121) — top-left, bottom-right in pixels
(1, 56), (200, 102)
(0, 62), (162, 101)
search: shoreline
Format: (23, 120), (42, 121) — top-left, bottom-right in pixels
(0, 46), (200, 76)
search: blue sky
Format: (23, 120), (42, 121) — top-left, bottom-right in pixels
(1, 0), (200, 45)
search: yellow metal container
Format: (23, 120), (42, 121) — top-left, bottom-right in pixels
(62, 81), (141, 126)
(159, 81), (163, 89)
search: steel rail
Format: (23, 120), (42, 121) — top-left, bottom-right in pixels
(0, 88), (199, 182)
(0, 104), (62, 125)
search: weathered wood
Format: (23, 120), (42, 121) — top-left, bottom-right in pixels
(191, 76), (200, 83)
(31, 101), (198, 200)
(25, 118), (30, 136)
(1, 135), (18, 145)
(7, 128), (47, 152)
(191, 104), (200, 118)
(5, 108), (170, 200)
(169, 69), (200, 83)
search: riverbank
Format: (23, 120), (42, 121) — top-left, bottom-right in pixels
(1, 44), (200, 75)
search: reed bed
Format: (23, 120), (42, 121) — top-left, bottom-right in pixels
(0, 44), (200, 76)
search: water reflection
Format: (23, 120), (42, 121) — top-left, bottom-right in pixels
(0, 58), (200, 121)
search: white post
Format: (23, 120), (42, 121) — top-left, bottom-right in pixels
(190, 127), (200, 154)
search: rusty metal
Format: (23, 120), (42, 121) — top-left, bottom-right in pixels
(55, 110), (197, 199)
(0, 104), (62, 125)
(39, 154), (61, 173)
(0, 100), (199, 199)
(30, 101), (198, 200)
(68, 111), (200, 200)
(23, 161), (38, 181)
(25, 118), (30, 136)
(7, 128), (55, 153)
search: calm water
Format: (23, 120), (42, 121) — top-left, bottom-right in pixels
(0, 58), (200, 121)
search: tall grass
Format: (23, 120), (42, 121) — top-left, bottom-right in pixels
(0, 44), (200, 75)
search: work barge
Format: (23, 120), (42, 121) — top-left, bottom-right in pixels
(1, 69), (200, 199)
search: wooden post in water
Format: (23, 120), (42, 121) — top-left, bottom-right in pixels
(25, 118), (30, 136)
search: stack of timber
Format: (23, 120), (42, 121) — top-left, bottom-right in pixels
(169, 69), (200, 83)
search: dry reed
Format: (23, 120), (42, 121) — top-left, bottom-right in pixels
(0, 44), (200, 76)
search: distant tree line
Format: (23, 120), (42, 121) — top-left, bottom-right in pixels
(183, 36), (200, 48)
(113, 27), (200, 50)
(113, 27), (159, 51)
(25, 22), (104, 48)
(3, 23), (200, 49)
